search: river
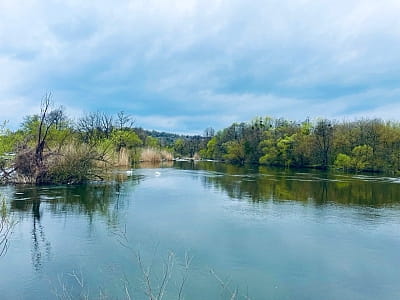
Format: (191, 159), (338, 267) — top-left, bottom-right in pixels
(0, 161), (399, 299)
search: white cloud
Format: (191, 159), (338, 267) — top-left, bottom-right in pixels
(1, 0), (400, 131)
(0, 96), (39, 127)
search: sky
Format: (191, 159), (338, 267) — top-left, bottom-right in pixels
(1, 0), (400, 134)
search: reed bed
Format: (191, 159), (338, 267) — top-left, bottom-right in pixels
(140, 147), (174, 162)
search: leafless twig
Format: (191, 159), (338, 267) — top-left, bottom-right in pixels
(210, 269), (251, 300)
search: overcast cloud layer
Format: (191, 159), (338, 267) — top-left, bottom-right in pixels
(1, 0), (400, 133)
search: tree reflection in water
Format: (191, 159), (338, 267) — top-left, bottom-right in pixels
(8, 173), (143, 271)
(174, 161), (400, 208)
(3, 162), (400, 273)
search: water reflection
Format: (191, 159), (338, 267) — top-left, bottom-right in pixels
(3, 163), (400, 273)
(5, 174), (143, 271)
(0, 163), (399, 300)
(11, 175), (142, 219)
(174, 161), (400, 208)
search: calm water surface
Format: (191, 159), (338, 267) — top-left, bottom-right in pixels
(0, 162), (400, 299)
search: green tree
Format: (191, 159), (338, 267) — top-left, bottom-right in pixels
(334, 153), (352, 171)
(111, 130), (142, 151)
(276, 135), (296, 167)
(145, 136), (160, 148)
(313, 119), (334, 169)
(173, 138), (185, 156)
(0, 125), (24, 156)
(223, 141), (245, 164)
(351, 145), (373, 171)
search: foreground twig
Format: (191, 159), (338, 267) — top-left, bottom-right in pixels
(0, 200), (15, 258)
(210, 269), (251, 300)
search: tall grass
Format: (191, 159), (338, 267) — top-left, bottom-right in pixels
(140, 148), (174, 163)
(160, 149), (174, 161)
(115, 147), (130, 167)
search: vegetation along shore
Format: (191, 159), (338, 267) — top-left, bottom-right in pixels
(1, 95), (400, 185)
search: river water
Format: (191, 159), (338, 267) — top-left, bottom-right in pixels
(0, 161), (399, 299)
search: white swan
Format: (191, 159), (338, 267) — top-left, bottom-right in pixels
(155, 171), (161, 177)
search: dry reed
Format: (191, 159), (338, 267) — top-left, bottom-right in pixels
(116, 147), (130, 167)
(140, 148), (174, 162)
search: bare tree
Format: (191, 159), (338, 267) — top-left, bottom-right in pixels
(204, 127), (215, 139)
(116, 111), (135, 130)
(31, 93), (67, 183)
(77, 112), (114, 142)
(36, 93), (55, 164)
(8, 93), (61, 183)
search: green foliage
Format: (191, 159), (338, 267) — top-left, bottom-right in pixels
(19, 111), (72, 148)
(259, 137), (278, 165)
(1, 108), (143, 183)
(21, 115), (40, 136)
(197, 116), (400, 173)
(223, 141), (245, 164)
(276, 135), (295, 167)
(334, 147), (373, 172)
(0, 132), (24, 155)
(0, 121), (23, 155)
(313, 119), (334, 168)
(351, 145), (373, 171)
(334, 153), (352, 171)
(5, 100), (400, 182)
(145, 136), (160, 148)
(173, 138), (185, 155)
(172, 136), (206, 157)
(111, 129), (143, 151)
(199, 137), (218, 159)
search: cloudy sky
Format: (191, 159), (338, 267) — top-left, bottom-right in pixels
(1, 0), (400, 133)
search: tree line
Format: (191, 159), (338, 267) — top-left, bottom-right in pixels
(0, 95), (175, 184)
(0, 96), (218, 184)
(198, 117), (400, 173)
(2, 96), (400, 183)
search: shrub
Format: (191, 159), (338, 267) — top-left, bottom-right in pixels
(351, 145), (373, 171)
(334, 153), (352, 171)
(46, 143), (108, 184)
